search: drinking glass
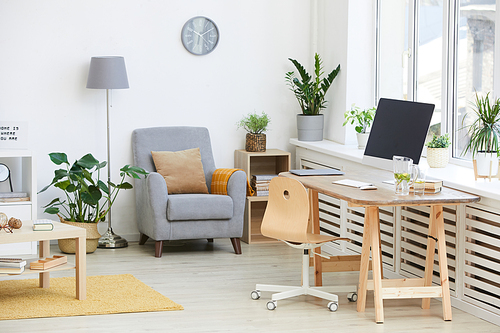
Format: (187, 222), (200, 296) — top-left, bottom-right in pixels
(393, 156), (417, 195)
(413, 166), (427, 195)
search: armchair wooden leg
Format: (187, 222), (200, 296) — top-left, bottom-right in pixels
(139, 233), (149, 245)
(155, 241), (163, 258)
(230, 238), (242, 255)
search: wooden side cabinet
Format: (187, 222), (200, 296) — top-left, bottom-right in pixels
(234, 149), (291, 244)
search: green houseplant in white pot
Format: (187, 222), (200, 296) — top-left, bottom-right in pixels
(237, 111), (271, 152)
(343, 103), (376, 149)
(285, 53), (340, 141)
(462, 92), (500, 178)
(39, 152), (148, 253)
(426, 134), (450, 168)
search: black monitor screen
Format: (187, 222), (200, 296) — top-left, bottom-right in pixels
(362, 98), (435, 169)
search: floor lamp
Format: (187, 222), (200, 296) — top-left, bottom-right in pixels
(86, 56), (129, 248)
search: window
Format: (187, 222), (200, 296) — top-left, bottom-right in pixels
(377, 0), (496, 162)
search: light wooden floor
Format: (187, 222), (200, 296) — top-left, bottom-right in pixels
(0, 239), (499, 332)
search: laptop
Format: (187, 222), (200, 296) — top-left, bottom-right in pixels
(289, 169), (344, 176)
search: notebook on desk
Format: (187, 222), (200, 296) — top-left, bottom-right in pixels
(289, 169), (344, 176)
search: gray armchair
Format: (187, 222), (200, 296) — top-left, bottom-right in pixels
(131, 126), (246, 257)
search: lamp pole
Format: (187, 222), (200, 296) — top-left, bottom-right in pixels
(86, 56), (129, 249)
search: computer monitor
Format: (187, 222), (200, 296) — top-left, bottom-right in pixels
(362, 98), (435, 171)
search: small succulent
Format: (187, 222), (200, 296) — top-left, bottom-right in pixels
(426, 134), (451, 148)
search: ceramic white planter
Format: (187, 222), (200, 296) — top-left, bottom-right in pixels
(475, 152), (499, 177)
(356, 132), (369, 149)
(297, 114), (324, 141)
(427, 148), (449, 168)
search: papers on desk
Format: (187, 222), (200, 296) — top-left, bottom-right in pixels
(332, 179), (373, 188)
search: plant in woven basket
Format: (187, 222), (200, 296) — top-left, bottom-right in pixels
(237, 112), (270, 152)
(426, 134), (451, 168)
(426, 134), (451, 149)
(39, 152), (148, 223)
(237, 112), (270, 134)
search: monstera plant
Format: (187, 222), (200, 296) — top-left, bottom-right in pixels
(39, 152), (147, 223)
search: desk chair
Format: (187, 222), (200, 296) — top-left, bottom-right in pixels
(251, 177), (357, 311)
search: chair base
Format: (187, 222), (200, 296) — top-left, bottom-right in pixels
(252, 248), (357, 310)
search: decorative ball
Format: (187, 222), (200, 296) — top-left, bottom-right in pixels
(8, 217), (22, 229)
(0, 212), (7, 227)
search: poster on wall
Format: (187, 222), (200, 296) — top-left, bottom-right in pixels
(0, 122), (28, 149)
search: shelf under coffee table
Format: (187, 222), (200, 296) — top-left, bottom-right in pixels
(0, 220), (86, 300)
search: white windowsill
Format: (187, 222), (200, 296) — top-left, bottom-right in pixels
(290, 138), (500, 202)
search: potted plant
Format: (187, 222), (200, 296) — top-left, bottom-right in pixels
(426, 134), (451, 168)
(462, 92), (500, 177)
(343, 103), (376, 149)
(285, 53), (341, 141)
(237, 111), (271, 152)
(39, 152), (148, 253)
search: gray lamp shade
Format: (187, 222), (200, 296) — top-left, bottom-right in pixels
(86, 56), (129, 89)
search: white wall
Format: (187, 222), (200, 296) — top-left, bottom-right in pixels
(0, 0), (375, 240)
(0, 0), (313, 239)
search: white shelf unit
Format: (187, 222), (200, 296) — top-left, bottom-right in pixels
(0, 150), (37, 256)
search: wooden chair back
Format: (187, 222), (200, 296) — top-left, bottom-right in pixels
(261, 177), (310, 243)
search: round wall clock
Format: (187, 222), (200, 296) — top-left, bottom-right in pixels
(181, 16), (219, 55)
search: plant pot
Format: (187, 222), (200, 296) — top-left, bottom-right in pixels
(356, 132), (369, 149)
(427, 148), (449, 168)
(57, 220), (101, 254)
(297, 114), (324, 141)
(245, 133), (266, 152)
(475, 152), (499, 177)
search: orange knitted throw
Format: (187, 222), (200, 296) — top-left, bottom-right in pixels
(211, 168), (254, 196)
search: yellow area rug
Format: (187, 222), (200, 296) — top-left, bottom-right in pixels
(0, 274), (183, 320)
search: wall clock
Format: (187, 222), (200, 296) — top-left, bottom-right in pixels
(181, 16), (219, 56)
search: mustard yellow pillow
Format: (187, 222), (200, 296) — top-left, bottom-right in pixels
(151, 148), (209, 194)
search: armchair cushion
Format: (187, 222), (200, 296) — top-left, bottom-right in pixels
(151, 148), (209, 194)
(167, 194), (233, 221)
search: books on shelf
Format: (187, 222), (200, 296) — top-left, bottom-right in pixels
(0, 266), (25, 274)
(0, 192), (29, 203)
(0, 258), (27, 268)
(32, 219), (54, 231)
(251, 174), (278, 196)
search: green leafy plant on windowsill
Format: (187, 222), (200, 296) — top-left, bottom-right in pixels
(285, 53), (341, 115)
(38, 152), (148, 223)
(462, 92), (500, 158)
(343, 104), (376, 134)
(426, 134), (451, 149)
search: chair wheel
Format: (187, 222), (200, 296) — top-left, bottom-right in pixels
(348, 292), (358, 302)
(251, 290), (261, 300)
(266, 300), (277, 310)
(328, 301), (338, 312)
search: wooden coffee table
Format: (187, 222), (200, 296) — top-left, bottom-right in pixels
(0, 220), (86, 300)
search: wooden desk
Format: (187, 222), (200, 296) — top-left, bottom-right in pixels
(0, 221), (87, 300)
(281, 171), (480, 323)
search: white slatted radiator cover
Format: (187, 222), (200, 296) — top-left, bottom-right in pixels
(463, 204), (500, 314)
(400, 205), (458, 296)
